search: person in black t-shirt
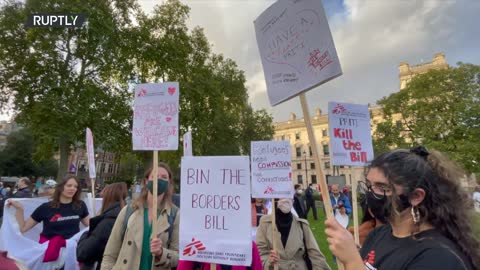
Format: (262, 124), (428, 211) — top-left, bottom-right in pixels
(7, 175), (90, 240)
(325, 147), (479, 270)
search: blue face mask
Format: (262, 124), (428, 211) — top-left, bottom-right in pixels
(147, 179), (169, 195)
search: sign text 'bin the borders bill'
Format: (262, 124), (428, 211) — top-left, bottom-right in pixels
(132, 83), (179, 150)
(251, 141), (293, 198)
(180, 156), (252, 266)
(254, 0), (342, 106)
(328, 102), (374, 166)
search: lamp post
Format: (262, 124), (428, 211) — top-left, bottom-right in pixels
(303, 150), (309, 188)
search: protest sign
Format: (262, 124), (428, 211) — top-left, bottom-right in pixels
(254, 0), (342, 106)
(180, 156), (252, 266)
(251, 141), (293, 198)
(328, 102), (374, 166)
(132, 82), (179, 150)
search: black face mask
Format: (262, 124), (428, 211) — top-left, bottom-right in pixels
(366, 192), (411, 223)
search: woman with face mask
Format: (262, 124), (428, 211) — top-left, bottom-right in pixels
(256, 198), (330, 270)
(101, 163), (179, 270)
(325, 146), (480, 270)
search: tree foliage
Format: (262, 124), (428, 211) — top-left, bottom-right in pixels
(0, 0), (274, 179)
(373, 63), (480, 173)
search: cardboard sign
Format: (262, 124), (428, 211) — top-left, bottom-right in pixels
(328, 102), (374, 166)
(251, 141), (293, 198)
(183, 131), (193, 156)
(132, 82), (179, 150)
(86, 128), (96, 179)
(254, 0), (342, 106)
(180, 156), (252, 266)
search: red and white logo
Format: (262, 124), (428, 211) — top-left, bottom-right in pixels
(264, 186), (274, 194)
(332, 104), (347, 114)
(183, 238), (206, 256)
(364, 250), (376, 265)
(50, 214), (62, 222)
(137, 88), (147, 97)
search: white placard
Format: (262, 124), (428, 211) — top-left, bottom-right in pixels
(183, 131), (192, 156)
(180, 156), (252, 266)
(254, 0), (342, 106)
(86, 128), (96, 179)
(132, 82), (179, 150)
(251, 141), (293, 198)
(328, 102), (374, 166)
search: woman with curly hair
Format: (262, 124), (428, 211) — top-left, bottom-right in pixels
(326, 146), (479, 270)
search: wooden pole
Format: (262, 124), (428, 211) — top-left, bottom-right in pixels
(271, 200), (278, 270)
(152, 151), (159, 236)
(299, 93), (345, 270)
(210, 264), (216, 270)
(90, 178), (96, 216)
(351, 167), (360, 246)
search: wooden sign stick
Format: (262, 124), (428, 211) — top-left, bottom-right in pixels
(272, 200), (279, 270)
(351, 167), (360, 246)
(299, 93), (345, 270)
(152, 150), (159, 236)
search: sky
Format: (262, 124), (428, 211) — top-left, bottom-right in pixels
(2, 0), (479, 122)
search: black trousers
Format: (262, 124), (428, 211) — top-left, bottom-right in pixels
(305, 200), (317, 220)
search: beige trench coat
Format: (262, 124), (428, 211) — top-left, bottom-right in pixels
(256, 215), (331, 270)
(101, 204), (179, 270)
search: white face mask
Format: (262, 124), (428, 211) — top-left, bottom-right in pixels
(277, 199), (293, 214)
(296, 189), (303, 194)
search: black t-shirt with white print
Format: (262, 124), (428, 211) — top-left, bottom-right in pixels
(360, 225), (474, 270)
(31, 201), (89, 239)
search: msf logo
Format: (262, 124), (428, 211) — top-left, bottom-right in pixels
(183, 238), (206, 256)
(137, 88), (147, 97)
(332, 104), (347, 114)
(264, 186), (274, 194)
(26, 14), (85, 28)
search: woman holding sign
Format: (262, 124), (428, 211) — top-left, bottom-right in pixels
(102, 162), (180, 270)
(325, 147), (479, 270)
(256, 198), (330, 270)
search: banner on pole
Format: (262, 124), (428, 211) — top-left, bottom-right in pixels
(183, 131), (193, 156)
(251, 141), (293, 198)
(132, 82), (179, 150)
(179, 156), (252, 266)
(328, 102), (374, 166)
(254, 0), (342, 106)
(86, 128), (96, 179)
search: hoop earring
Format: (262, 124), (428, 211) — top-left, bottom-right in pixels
(411, 206), (420, 224)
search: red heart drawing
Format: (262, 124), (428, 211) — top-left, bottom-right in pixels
(168, 87), (176, 95)
(166, 116), (172, 122)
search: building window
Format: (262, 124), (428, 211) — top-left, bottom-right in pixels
(323, 144), (329, 155)
(297, 175), (303, 184)
(322, 129), (328, 137)
(296, 147), (302, 157)
(297, 163), (302, 170)
(325, 161), (331, 169)
(281, 135), (285, 140)
(295, 132), (300, 140)
(310, 162), (315, 169)
(311, 175), (317, 184)
(309, 146), (312, 156)
(340, 165), (345, 169)
(100, 163), (106, 174)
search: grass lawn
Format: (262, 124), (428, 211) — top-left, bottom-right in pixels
(306, 207), (480, 270)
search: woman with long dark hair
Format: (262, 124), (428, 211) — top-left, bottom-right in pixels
(102, 162), (179, 270)
(326, 147), (480, 269)
(8, 175), (90, 239)
(77, 182), (128, 270)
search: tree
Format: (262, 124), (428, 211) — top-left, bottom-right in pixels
(373, 63), (480, 173)
(0, 128), (58, 177)
(0, 0), (137, 180)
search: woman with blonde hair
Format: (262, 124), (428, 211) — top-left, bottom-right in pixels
(101, 162), (179, 270)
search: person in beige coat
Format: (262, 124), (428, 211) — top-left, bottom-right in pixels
(101, 162), (179, 270)
(256, 198), (331, 270)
